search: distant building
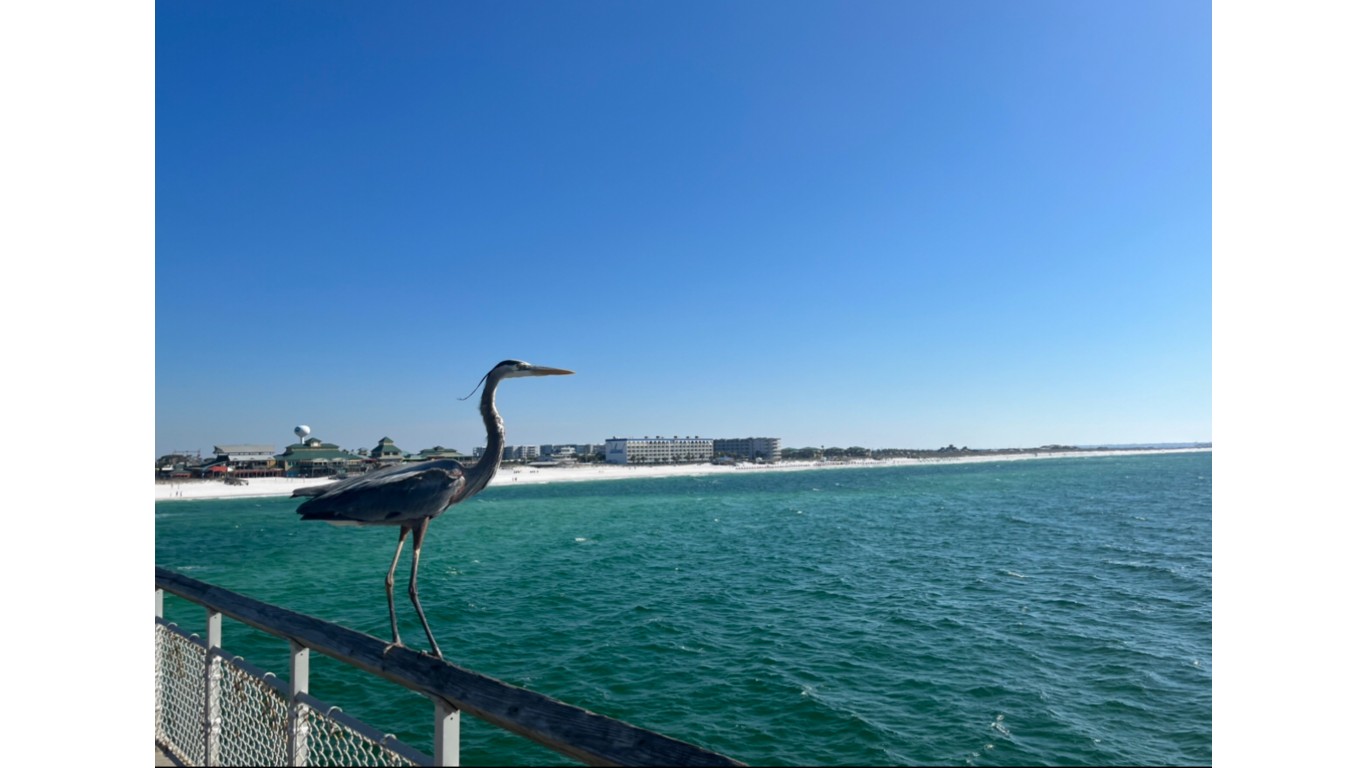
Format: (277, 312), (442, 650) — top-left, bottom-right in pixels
(712, 437), (782, 462)
(155, 452), (201, 479)
(501, 445), (540, 461)
(411, 445), (475, 463)
(209, 444), (281, 478)
(370, 437), (407, 465)
(605, 436), (714, 464)
(278, 438), (366, 478)
(213, 444), (275, 463)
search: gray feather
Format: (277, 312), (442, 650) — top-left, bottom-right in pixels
(295, 459), (467, 524)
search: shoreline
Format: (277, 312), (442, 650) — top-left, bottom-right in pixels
(154, 447), (1210, 502)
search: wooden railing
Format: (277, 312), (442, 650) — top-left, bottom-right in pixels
(155, 567), (744, 767)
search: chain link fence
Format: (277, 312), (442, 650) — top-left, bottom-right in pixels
(156, 568), (743, 767)
(217, 652), (291, 765)
(297, 696), (425, 767)
(156, 622), (208, 765)
(155, 619), (427, 766)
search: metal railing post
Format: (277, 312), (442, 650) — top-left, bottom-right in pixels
(203, 609), (223, 766)
(288, 640), (310, 767)
(434, 698), (460, 767)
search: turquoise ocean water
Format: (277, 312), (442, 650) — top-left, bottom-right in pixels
(155, 452), (1211, 766)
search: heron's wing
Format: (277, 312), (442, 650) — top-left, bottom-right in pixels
(291, 484), (331, 498)
(295, 459), (466, 524)
(291, 461), (416, 498)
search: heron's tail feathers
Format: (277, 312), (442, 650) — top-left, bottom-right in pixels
(296, 501), (342, 520)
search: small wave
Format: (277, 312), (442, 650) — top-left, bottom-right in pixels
(991, 714), (1011, 737)
(1104, 559), (1179, 576)
(1003, 570), (1028, 579)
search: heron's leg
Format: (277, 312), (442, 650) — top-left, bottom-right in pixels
(409, 517), (442, 659)
(385, 526), (411, 648)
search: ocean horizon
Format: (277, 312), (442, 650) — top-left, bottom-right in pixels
(156, 451), (1211, 765)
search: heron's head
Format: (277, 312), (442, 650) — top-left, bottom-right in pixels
(491, 359), (576, 380)
(460, 360), (574, 400)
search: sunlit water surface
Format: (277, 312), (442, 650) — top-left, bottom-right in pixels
(156, 452), (1211, 765)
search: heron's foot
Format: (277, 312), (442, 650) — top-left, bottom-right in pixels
(383, 640), (405, 655)
(424, 646), (444, 660)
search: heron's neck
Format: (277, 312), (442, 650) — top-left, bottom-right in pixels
(473, 379), (505, 485)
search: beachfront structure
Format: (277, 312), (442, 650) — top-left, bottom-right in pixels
(156, 451), (202, 479)
(370, 436), (406, 465)
(277, 437), (367, 477)
(499, 445), (540, 461)
(713, 437), (782, 462)
(536, 443), (605, 460)
(540, 444), (579, 460)
(212, 444), (276, 464)
(605, 437), (715, 465)
(410, 445), (475, 463)
(205, 444), (281, 477)
(481, 445), (540, 461)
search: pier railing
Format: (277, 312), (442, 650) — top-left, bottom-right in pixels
(155, 567), (744, 767)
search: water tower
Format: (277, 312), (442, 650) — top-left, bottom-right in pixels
(294, 425), (311, 444)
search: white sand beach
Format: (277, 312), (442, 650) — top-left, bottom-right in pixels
(153, 447), (1209, 502)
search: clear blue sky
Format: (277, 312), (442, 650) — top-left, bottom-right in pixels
(155, 0), (1210, 457)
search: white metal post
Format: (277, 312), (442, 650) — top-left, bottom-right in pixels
(206, 609), (222, 646)
(288, 640), (310, 767)
(203, 609), (223, 766)
(434, 699), (460, 766)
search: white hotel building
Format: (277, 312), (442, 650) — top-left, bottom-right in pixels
(605, 437), (715, 464)
(712, 437), (782, 462)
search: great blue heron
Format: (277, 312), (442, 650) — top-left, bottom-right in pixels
(293, 359), (574, 658)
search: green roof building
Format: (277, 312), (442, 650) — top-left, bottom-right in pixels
(370, 436), (407, 465)
(277, 437), (367, 478)
(411, 445), (474, 463)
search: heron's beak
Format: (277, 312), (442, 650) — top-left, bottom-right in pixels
(528, 366), (575, 376)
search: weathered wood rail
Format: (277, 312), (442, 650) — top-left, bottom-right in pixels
(156, 566), (744, 767)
